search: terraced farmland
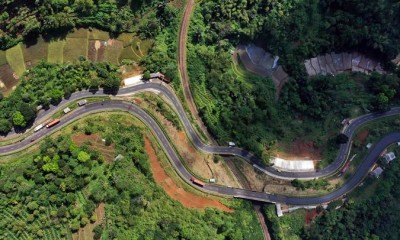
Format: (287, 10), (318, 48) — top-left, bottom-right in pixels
(0, 28), (153, 96)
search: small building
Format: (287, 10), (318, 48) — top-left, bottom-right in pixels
(63, 107), (71, 114)
(372, 167), (383, 178)
(149, 72), (171, 83)
(383, 152), (396, 164)
(366, 143), (373, 149)
(78, 99), (87, 106)
(209, 178), (216, 183)
(150, 72), (164, 79)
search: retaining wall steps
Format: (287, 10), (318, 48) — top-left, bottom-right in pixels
(304, 52), (385, 76)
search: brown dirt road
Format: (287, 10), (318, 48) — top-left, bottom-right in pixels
(178, 2), (271, 238)
(178, 0), (215, 142)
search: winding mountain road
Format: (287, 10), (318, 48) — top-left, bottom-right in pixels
(1, 82), (400, 204)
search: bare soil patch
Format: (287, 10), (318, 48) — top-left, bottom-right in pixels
(88, 40), (97, 62)
(145, 136), (233, 212)
(120, 64), (143, 79)
(0, 64), (18, 96)
(72, 203), (105, 240)
(97, 42), (106, 62)
(277, 140), (321, 160)
(305, 209), (320, 225)
(357, 129), (369, 144)
(72, 133), (116, 163)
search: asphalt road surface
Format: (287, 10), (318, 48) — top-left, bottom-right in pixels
(1, 83), (400, 204)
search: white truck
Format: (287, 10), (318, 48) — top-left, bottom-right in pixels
(34, 124), (44, 132)
(228, 142), (236, 147)
(78, 99), (87, 106)
(63, 107), (71, 114)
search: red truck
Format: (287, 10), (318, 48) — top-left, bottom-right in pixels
(190, 177), (205, 187)
(341, 162), (351, 174)
(46, 119), (60, 128)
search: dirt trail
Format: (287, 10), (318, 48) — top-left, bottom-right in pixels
(178, 0), (215, 142)
(145, 136), (233, 212)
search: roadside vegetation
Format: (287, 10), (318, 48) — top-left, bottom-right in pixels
(0, 113), (263, 239)
(0, 61), (119, 135)
(264, 205), (306, 240)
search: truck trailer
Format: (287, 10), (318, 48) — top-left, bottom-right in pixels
(46, 119), (60, 128)
(34, 124), (44, 132)
(190, 177), (205, 187)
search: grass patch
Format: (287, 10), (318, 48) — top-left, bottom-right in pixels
(64, 37), (89, 63)
(48, 40), (65, 64)
(67, 28), (89, 38)
(103, 40), (123, 64)
(22, 37), (48, 65)
(0, 50), (7, 65)
(5, 44), (26, 76)
(119, 45), (140, 62)
(88, 29), (110, 40)
(116, 33), (134, 47)
(136, 38), (153, 56)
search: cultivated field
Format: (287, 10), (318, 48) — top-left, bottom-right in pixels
(0, 28), (153, 96)
(48, 40), (65, 64)
(6, 44), (26, 77)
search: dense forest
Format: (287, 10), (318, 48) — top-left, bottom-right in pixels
(187, 0), (400, 164)
(194, 0), (400, 75)
(0, 114), (263, 239)
(0, 61), (120, 134)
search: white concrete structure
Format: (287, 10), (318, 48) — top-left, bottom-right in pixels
(276, 203), (283, 217)
(271, 157), (315, 172)
(123, 75), (144, 87)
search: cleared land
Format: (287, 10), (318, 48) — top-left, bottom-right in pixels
(71, 133), (116, 163)
(5, 44), (26, 76)
(0, 65), (17, 95)
(47, 40), (65, 64)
